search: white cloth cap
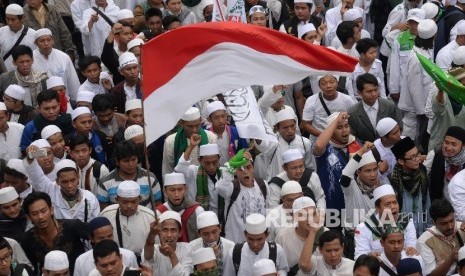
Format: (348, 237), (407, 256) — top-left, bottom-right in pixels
(6, 159), (27, 176)
(76, 91), (95, 103)
(206, 101), (226, 117)
(55, 159), (76, 173)
(192, 248), (216, 265)
(281, 181), (303, 197)
(406, 8), (425, 23)
(376, 117), (398, 137)
(421, 3), (439, 20)
(282, 148), (304, 164)
(72, 106), (92, 121)
(5, 84), (26, 101)
(458, 0), (465, 4)
(274, 108), (295, 125)
(454, 46), (465, 66)
(181, 107), (201, 121)
(357, 151), (377, 169)
(127, 38), (144, 51)
(373, 184), (396, 202)
(117, 9), (134, 20)
(459, 246), (465, 261)
(249, 5), (266, 16)
(117, 180), (141, 197)
(44, 251), (69, 271)
(46, 76), (65, 89)
(41, 125), (62, 140)
(343, 8), (362, 21)
(199, 144), (219, 156)
(118, 52), (138, 70)
(294, 0), (313, 3)
(197, 211), (220, 229)
(31, 138), (51, 149)
(418, 19), (437, 39)
(245, 213), (267, 234)
(0, 187), (19, 205)
(326, 112), (340, 127)
(297, 22), (316, 38)
(0, 102), (6, 111)
(456, 20), (465, 36)
(253, 259), (277, 276)
(34, 28), (52, 40)
(5, 4), (23, 15)
(159, 210), (182, 225)
(125, 99), (142, 111)
(164, 172), (186, 186)
(292, 196), (316, 214)
(124, 125), (143, 141)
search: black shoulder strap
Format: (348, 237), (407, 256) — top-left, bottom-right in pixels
(255, 177), (267, 200)
(318, 93), (331, 116)
(269, 176), (286, 188)
(84, 198), (88, 222)
(268, 241), (277, 264)
(3, 27), (28, 61)
(232, 242), (244, 274)
(456, 231), (464, 248)
(12, 264), (32, 276)
(379, 260), (398, 276)
(288, 264), (300, 276)
(92, 7), (115, 27)
(115, 208), (124, 248)
(224, 180), (241, 225)
(92, 161), (103, 182)
(299, 168), (313, 187)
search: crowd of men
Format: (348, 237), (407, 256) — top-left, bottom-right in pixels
(3, 0), (465, 275)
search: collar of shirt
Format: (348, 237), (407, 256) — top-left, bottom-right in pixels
(380, 251), (407, 270)
(323, 257), (344, 270)
(80, 158), (96, 172)
(362, 99), (379, 112)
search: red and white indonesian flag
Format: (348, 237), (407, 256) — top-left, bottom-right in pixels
(141, 22), (358, 144)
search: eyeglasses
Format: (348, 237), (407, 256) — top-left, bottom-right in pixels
(0, 253), (12, 264)
(403, 152), (420, 161)
(249, 5), (266, 16)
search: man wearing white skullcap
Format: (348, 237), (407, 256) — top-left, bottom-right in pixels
(42, 250), (69, 275)
(75, 90), (95, 110)
(124, 125), (144, 143)
(191, 247), (217, 274)
(78, 56), (114, 95)
(223, 213), (289, 275)
(298, 22), (323, 45)
(3, 159), (32, 201)
(330, 9), (372, 49)
(373, 117), (402, 180)
(0, 186), (29, 243)
(248, 5), (267, 27)
(279, 0), (323, 37)
(112, 99), (143, 145)
(453, 46), (465, 67)
(324, 0), (364, 46)
(127, 38), (144, 63)
(162, 0), (196, 26)
(253, 259), (278, 276)
(41, 125), (67, 163)
(46, 76), (73, 114)
(1, 84), (36, 126)
(436, 20), (465, 71)
(0, 103), (24, 160)
(162, 106), (217, 175)
(27, 139), (58, 181)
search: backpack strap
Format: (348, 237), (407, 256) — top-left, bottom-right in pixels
(156, 204), (169, 213)
(92, 161), (103, 183)
(3, 26), (28, 61)
(224, 179), (241, 226)
(269, 176), (286, 188)
(379, 260), (398, 276)
(179, 204), (199, 242)
(13, 264), (33, 276)
(456, 231), (464, 248)
(299, 168), (313, 187)
(115, 208), (124, 248)
(318, 93), (331, 116)
(232, 242), (244, 274)
(268, 241), (277, 264)
(255, 177), (267, 200)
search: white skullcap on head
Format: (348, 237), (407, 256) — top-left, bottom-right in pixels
(199, 144), (219, 156)
(117, 180), (141, 197)
(376, 117), (398, 137)
(253, 259), (277, 276)
(5, 4), (23, 15)
(71, 106), (92, 121)
(46, 76), (65, 89)
(76, 91), (95, 103)
(125, 99), (142, 111)
(418, 19), (437, 39)
(164, 172), (186, 186)
(34, 28), (52, 40)
(406, 8), (425, 23)
(0, 102), (6, 111)
(249, 5), (266, 16)
(459, 246), (465, 261)
(292, 196), (316, 214)
(206, 101), (226, 117)
(31, 138), (51, 149)
(373, 184), (396, 202)
(44, 251), (69, 271)
(127, 38), (144, 51)
(282, 148), (304, 164)
(55, 159), (76, 173)
(459, 0), (465, 3)
(297, 22), (316, 38)
(281, 181), (303, 197)
(245, 213), (267, 234)
(274, 108), (295, 125)
(357, 151), (377, 170)
(181, 107), (201, 121)
(197, 211), (220, 229)
(326, 112), (340, 127)
(421, 2), (439, 20)
(117, 9), (134, 21)
(41, 125), (62, 140)
(5, 84), (25, 101)
(456, 20), (465, 36)
(0, 187), (19, 205)
(159, 210), (182, 225)
(453, 46), (465, 66)
(124, 125), (144, 141)
(118, 52), (138, 70)
(343, 8), (362, 21)
(192, 248), (216, 266)
(6, 159), (27, 176)
(294, 0), (313, 3)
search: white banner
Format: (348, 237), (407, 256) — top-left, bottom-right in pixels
(223, 87), (278, 143)
(212, 0), (225, 22)
(226, 0), (246, 23)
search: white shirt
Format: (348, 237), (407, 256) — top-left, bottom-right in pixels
(70, 0), (94, 55)
(77, 158), (110, 196)
(296, 256), (354, 276)
(0, 122), (24, 160)
(436, 40), (460, 70)
(330, 29), (371, 49)
(0, 25), (37, 71)
(448, 169), (465, 221)
(382, 3), (407, 37)
(388, 33), (413, 95)
(142, 242), (193, 276)
(374, 138), (397, 179)
(336, 45), (360, 59)
(352, 59), (386, 98)
(114, 0), (138, 10)
(74, 247), (138, 276)
(379, 251), (426, 276)
(189, 237), (236, 270)
(78, 71), (114, 95)
(362, 99), (379, 130)
(325, 5), (365, 46)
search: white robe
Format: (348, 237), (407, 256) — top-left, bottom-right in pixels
(0, 25), (37, 71)
(0, 122), (24, 160)
(74, 248), (138, 276)
(142, 242), (193, 276)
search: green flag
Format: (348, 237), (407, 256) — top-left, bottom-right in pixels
(416, 52), (465, 105)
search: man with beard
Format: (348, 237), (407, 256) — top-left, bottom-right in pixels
(0, 187), (28, 243)
(41, 125), (67, 163)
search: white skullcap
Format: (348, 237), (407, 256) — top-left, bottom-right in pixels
(31, 138), (51, 149)
(357, 151), (377, 169)
(71, 106), (92, 121)
(199, 144), (219, 156)
(197, 211), (220, 229)
(5, 84), (25, 101)
(192, 247), (216, 265)
(456, 20), (465, 36)
(181, 107), (201, 121)
(125, 99), (142, 111)
(376, 117), (397, 137)
(44, 251), (69, 271)
(124, 125), (144, 141)
(280, 181), (303, 197)
(127, 38), (144, 51)
(76, 91), (95, 103)
(294, 0), (313, 3)
(406, 8), (425, 23)
(249, 5), (266, 16)
(46, 76), (65, 89)
(282, 148), (304, 164)
(5, 4), (23, 15)
(293, 196), (316, 214)
(253, 259), (277, 276)
(0, 187), (19, 205)
(159, 210), (182, 225)
(373, 184), (396, 202)
(326, 112), (340, 127)
(343, 8), (362, 21)
(55, 159), (76, 173)
(206, 101), (226, 117)
(118, 52), (138, 70)
(274, 108), (295, 125)
(41, 125), (62, 140)
(453, 46), (465, 66)
(117, 180), (141, 197)
(459, 0), (465, 3)
(34, 28), (52, 40)
(117, 9), (134, 21)
(421, 2), (439, 20)
(459, 246), (465, 261)
(6, 159), (27, 176)
(245, 213), (267, 234)
(164, 172), (186, 186)
(297, 22), (316, 39)
(0, 102), (6, 111)
(418, 19), (437, 39)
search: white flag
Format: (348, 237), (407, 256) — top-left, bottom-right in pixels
(212, 0), (225, 22)
(223, 87), (278, 143)
(226, 0), (246, 23)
